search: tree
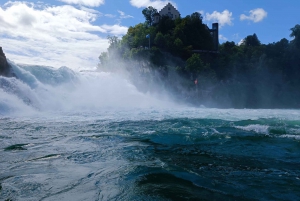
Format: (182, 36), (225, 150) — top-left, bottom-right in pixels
(156, 15), (175, 34)
(173, 38), (184, 55)
(221, 41), (236, 52)
(107, 35), (120, 51)
(98, 52), (108, 66)
(154, 32), (165, 48)
(142, 6), (158, 26)
(241, 34), (261, 46)
(290, 24), (300, 48)
(190, 12), (203, 23)
(185, 53), (205, 76)
(174, 38), (183, 49)
(175, 12), (213, 50)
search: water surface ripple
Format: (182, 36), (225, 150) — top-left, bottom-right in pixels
(1, 111), (300, 200)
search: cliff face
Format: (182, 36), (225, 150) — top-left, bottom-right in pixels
(0, 47), (13, 77)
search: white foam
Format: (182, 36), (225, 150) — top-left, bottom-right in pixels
(1, 61), (300, 122)
(0, 88), (36, 116)
(279, 134), (300, 140)
(235, 124), (270, 134)
(0, 62), (177, 117)
(289, 128), (300, 135)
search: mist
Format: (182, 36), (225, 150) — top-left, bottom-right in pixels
(0, 60), (181, 116)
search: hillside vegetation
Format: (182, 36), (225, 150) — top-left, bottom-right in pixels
(98, 7), (300, 108)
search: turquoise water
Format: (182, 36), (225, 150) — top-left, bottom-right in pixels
(1, 63), (300, 200)
(1, 110), (300, 201)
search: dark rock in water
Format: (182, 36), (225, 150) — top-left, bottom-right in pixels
(4, 144), (28, 151)
(0, 47), (14, 77)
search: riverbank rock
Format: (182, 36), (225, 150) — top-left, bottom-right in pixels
(0, 47), (13, 77)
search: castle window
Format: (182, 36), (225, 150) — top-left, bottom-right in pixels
(168, 7), (170, 11)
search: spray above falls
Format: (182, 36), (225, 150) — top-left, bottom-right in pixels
(0, 61), (176, 116)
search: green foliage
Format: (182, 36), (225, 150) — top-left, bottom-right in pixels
(290, 24), (300, 48)
(107, 35), (120, 47)
(173, 38), (184, 53)
(120, 10), (213, 60)
(211, 30), (300, 108)
(185, 54), (205, 76)
(98, 52), (108, 65)
(175, 12), (213, 50)
(130, 48), (149, 61)
(142, 6), (158, 26)
(156, 16), (175, 34)
(241, 33), (261, 47)
(154, 32), (165, 48)
(150, 47), (166, 66)
(97, 7), (300, 108)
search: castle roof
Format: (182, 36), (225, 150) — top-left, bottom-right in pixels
(159, 3), (180, 14)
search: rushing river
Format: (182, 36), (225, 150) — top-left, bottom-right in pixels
(0, 62), (300, 200)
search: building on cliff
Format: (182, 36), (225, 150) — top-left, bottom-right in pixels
(153, 3), (219, 51)
(153, 3), (180, 24)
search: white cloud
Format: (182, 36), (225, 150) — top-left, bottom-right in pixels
(0, 1), (128, 70)
(105, 14), (116, 18)
(118, 10), (133, 19)
(219, 34), (228, 41)
(101, 24), (129, 35)
(79, 6), (101, 14)
(59, 0), (105, 7)
(238, 39), (245, 46)
(240, 8), (267, 23)
(205, 10), (233, 27)
(129, 0), (177, 10)
(197, 10), (204, 16)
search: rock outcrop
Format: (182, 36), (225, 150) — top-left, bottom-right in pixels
(0, 47), (13, 77)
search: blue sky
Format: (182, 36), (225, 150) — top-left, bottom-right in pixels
(0, 0), (299, 69)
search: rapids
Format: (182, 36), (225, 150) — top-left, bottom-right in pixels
(1, 62), (300, 200)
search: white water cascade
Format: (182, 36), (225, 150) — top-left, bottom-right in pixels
(0, 61), (174, 116)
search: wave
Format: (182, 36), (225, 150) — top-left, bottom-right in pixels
(235, 124), (270, 135)
(280, 134), (300, 140)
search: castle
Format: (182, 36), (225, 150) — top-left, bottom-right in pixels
(153, 3), (219, 51)
(153, 3), (180, 24)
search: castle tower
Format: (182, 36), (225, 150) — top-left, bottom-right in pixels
(211, 23), (219, 51)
